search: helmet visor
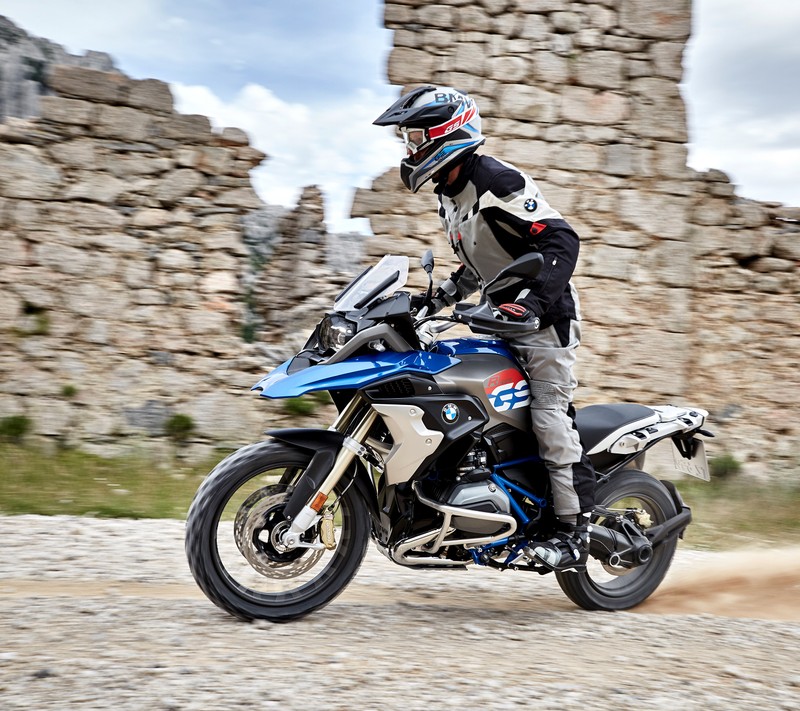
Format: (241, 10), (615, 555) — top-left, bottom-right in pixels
(400, 127), (433, 157)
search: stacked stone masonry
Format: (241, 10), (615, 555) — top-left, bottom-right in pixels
(0, 62), (277, 458)
(351, 0), (800, 475)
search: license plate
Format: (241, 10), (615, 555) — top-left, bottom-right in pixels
(671, 439), (710, 481)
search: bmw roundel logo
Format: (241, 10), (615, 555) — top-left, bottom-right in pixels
(442, 403), (460, 423)
(524, 198), (538, 212)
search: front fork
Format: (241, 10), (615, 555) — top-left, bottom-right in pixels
(279, 404), (378, 549)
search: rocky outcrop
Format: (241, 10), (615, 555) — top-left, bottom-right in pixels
(353, 0), (800, 475)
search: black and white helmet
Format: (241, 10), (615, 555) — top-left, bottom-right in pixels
(374, 85), (485, 193)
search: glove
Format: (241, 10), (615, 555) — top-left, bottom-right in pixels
(498, 302), (531, 320)
(410, 292), (432, 315)
(497, 302), (541, 329)
(411, 290), (449, 317)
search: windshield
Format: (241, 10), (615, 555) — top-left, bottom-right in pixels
(334, 255), (409, 312)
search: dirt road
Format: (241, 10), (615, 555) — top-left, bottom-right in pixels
(1, 516), (798, 710)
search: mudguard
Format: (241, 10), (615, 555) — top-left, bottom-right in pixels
(267, 428), (380, 524)
(253, 351), (460, 399)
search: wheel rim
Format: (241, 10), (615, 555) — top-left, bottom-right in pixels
(211, 464), (352, 602)
(584, 492), (667, 599)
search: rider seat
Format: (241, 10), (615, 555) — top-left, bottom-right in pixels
(574, 403), (658, 455)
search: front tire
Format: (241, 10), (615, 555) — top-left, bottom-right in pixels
(555, 470), (679, 611)
(185, 441), (369, 621)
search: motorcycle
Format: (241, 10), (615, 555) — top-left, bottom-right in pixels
(185, 251), (712, 621)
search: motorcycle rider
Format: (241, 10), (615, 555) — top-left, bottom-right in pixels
(374, 86), (596, 572)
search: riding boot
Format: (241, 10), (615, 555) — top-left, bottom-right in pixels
(528, 513), (591, 572)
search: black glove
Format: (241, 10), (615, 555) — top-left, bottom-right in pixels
(411, 289), (451, 316)
(410, 292), (432, 315)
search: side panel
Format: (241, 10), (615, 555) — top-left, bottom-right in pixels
(434, 353), (530, 431)
(370, 394), (488, 485)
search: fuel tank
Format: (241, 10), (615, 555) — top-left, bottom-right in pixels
(431, 337), (530, 431)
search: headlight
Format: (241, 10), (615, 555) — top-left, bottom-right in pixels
(318, 314), (356, 352)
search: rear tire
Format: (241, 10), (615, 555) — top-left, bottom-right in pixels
(185, 441), (369, 621)
(555, 470), (679, 611)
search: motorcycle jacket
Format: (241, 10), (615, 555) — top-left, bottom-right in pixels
(434, 153), (580, 331)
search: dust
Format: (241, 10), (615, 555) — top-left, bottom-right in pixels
(635, 547), (800, 621)
(2, 549), (798, 621)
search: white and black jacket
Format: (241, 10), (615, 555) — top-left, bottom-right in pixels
(434, 153), (581, 332)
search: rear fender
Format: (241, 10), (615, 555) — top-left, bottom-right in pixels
(267, 428), (380, 524)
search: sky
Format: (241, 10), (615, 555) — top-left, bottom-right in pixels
(1, 0), (798, 232)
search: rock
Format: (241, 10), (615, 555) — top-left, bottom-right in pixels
(38, 96), (95, 125)
(217, 127), (250, 146)
(126, 79), (174, 114)
(0, 144), (62, 199)
(498, 84), (559, 123)
(619, 0), (692, 40)
(94, 105), (153, 142)
(617, 190), (690, 240)
(561, 87), (630, 124)
(159, 115), (213, 143)
(575, 51), (625, 90)
(155, 169), (205, 204)
(46, 65), (128, 103)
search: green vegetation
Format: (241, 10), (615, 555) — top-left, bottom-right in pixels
(678, 475), (800, 550)
(0, 440), (798, 549)
(241, 322), (257, 344)
(61, 384), (78, 398)
(0, 444), (213, 519)
(281, 391), (331, 418)
(282, 397), (317, 417)
(164, 414), (195, 444)
(709, 452), (743, 479)
(0, 415), (32, 443)
(15, 302), (50, 337)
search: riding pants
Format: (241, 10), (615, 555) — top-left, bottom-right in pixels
(508, 317), (596, 517)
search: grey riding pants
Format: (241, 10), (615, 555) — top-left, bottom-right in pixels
(507, 318), (596, 517)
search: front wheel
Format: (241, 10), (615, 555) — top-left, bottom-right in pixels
(185, 441), (370, 621)
(555, 470), (679, 611)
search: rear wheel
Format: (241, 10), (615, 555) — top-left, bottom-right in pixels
(185, 441), (369, 621)
(555, 470), (679, 611)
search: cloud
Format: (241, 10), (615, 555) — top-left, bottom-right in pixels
(685, 0), (800, 205)
(1, 0), (166, 56)
(172, 81), (400, 232)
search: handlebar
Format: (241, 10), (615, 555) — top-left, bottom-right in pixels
(452, 301), (541, 336)
(414, 303), (540, 340)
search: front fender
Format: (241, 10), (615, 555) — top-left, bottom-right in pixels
(268, 428), (380, 524)
(253, 351), (460, 399)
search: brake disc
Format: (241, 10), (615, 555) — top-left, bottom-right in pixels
(233, 486), (323, 579)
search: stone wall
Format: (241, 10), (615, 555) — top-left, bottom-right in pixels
(352, 0), (800, 475)
(0, 16), (117, 121)
(0, 63), (277, 458)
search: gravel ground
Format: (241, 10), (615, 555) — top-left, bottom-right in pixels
(1, 515), (799, 710)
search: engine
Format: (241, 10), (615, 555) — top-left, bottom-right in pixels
(446, 480), (511, 535)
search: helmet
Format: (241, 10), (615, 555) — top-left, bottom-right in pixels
(374, 85), (485, 193)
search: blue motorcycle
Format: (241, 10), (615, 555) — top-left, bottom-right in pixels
(185, 252), (711, 621)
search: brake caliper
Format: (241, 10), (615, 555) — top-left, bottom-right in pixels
(320, 511), (336, 550)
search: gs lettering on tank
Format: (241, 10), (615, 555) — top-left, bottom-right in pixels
(431, 339), (530, 430)
(484, 368), (531, 413)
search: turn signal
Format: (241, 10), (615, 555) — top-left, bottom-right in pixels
(310, 492), (328, 512)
